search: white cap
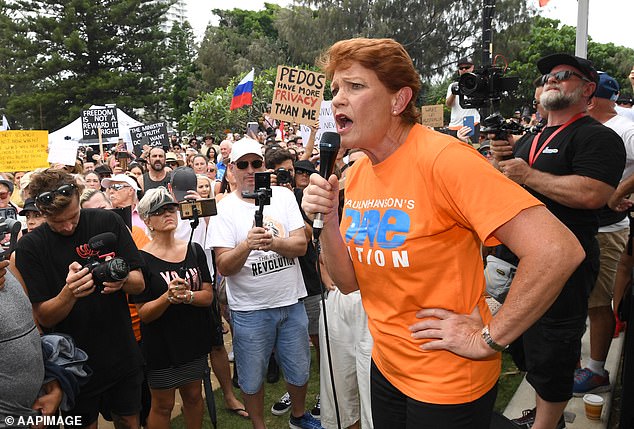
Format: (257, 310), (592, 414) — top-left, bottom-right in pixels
(230, 137), (263, 163)
(101, 174), (140, 191)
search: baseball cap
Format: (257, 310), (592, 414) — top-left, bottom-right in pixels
(537, 53), (599, 85)
(94, 164), (113, 176)
(457, 57), (473, 66)
(0, 178), (14, 195)
(147, 193), (178, 215)
(19, 198), (40, 215)
(294, 160), (318, 175)
(101, 174), (140, 191)
(230, 138), (264, 163)
(595, 73), (620, 101)
(170, 167), (197, 202)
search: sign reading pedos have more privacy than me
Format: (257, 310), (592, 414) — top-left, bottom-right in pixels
(81, 107), (119, 139)
(271, 66), (326, 126)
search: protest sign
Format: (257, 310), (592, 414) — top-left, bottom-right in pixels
(129, 122), (168, 155)
(420, 104), (444, 128)
(314, 101), (337, 146)
(82, 107), (119, 139)
(0, 130), (49, 171)
(271, 66), (326, 126)
(48, 139), (80, 166)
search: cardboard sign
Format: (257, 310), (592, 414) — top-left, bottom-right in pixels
(270, 66), (326, 126)
(0, 130), (49, 171)
(129, 122), (168, 154)
(420, 104), (445, 128)
(314, 101), (337, 146)
(48, 139), (80, 166)
(82, 107), (119, 139)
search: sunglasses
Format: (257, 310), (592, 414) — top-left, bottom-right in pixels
(540, 70), (591, 85)
(150, 204), (178, 217)
(458, 66), (472, 71)
(235, 159), (264, 170)
(295, 170), (310, 176)
(108, 184), (131, 191)
(36, 184), (77, 206)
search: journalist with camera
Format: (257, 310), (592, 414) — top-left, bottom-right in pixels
(14, 169), (146, 429)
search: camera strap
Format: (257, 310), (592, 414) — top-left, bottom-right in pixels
(528, 112), (586, 166)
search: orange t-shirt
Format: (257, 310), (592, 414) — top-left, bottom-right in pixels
(340, 124), (541, 404)
(129, 226), (150, 342)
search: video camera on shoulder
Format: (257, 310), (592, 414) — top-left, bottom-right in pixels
(80, 232), (130, 291)
(0, 217), (21, 261)
(179, 198), (217, 220)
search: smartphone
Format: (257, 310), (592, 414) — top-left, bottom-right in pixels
(463, 116), (475, 137)
(254, 171), (272, 190)
(179, 198), (217, 219)
(246, 121), (259, 137)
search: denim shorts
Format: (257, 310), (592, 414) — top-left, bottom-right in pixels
(231, 301), (310, 394)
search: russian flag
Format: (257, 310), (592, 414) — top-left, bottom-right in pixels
(230, 69), (254, 111)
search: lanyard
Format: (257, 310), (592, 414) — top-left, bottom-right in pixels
(528, 112), (586, 166)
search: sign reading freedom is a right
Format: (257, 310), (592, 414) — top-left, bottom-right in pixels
(270, 66), (326, 126)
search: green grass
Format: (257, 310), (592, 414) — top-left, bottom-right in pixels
(170, 349), (524, 428)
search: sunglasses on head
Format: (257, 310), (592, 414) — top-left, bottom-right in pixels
(150, 204), (178, 217)
(108, 184), (131, 191)
(541, 70), (591, 85)
(36, 183), (77, 206)
(235, 159), (263, 170)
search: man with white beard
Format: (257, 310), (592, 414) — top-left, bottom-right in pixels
(490, 54), (625, 429)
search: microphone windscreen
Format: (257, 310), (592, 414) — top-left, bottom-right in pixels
(88, 232), (117, 252)
(319, 132), (341, 178)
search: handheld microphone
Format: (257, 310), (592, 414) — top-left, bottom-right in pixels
(313, 132), (341, 239)
(88, 232), (117, 253)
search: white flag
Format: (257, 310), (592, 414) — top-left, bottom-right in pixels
(0, 115), (9, 131)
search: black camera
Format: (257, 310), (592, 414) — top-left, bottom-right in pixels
(0, 217), (21, 261)
(242, 172), (273, 227)
(274, 168), (293, 185)
(84, 257), (130, 290)
(481, 112), (527, 141)
(452, 65), (519, 110)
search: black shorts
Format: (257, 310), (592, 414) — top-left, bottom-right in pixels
(370, 360), (496, 429)
(62, 366), (143, 427)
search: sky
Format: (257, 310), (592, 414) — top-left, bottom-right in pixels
(185, 0), (634, 50)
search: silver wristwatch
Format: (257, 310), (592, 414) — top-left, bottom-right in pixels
(481, 325), (508, 352)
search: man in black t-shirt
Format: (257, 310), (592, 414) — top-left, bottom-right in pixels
(491, 54), (626, 429)
(14, 169), (145, 429)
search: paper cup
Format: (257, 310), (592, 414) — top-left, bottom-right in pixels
(583, 394), (604, 420)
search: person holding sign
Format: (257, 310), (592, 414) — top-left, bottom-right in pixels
(301, 38), (585, 429)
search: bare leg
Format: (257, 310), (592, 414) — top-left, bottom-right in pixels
(146, 388), (175, 429)
(588, 305), (615, 362)
(112, 414), (140, 429)
(179, 380), (204, 429)
(287, 382), (308, 418)
(242, 387), (266, 429)
(532, 395), (567, 429)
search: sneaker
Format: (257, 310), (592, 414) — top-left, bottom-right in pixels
(271, 392), (292, 416)
(289, 411), (323, 429)
(511, 407), (565, 429)
(573, 368), (610, 396)
(310, 394), (320, 419)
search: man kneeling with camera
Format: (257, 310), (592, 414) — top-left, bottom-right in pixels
(14, 168), (146, 429)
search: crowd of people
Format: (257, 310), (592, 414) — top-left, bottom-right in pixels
(2, 37), (634, 429)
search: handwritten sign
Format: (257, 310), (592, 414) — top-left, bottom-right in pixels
(129, 122), (168, 151)
(420, 104), (445, 128)
(0, 130), (49, 171)
(48, 139), (80, 166)
(314, 101), (337, 146)
(270, 66), (326, 126)
(82, 107), (119, 139)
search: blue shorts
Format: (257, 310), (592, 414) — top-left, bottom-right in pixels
(231, 301), (310, 394)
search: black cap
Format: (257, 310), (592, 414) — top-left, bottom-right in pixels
(457, 57), (473, 66)
(19, 198), (40, 215)
(294, 160), (318, 175)
(537, 53), (599, 85)
(94, 164), (113, 176)
(170, 167), (197, 202)
(148, 193), (178, 215)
